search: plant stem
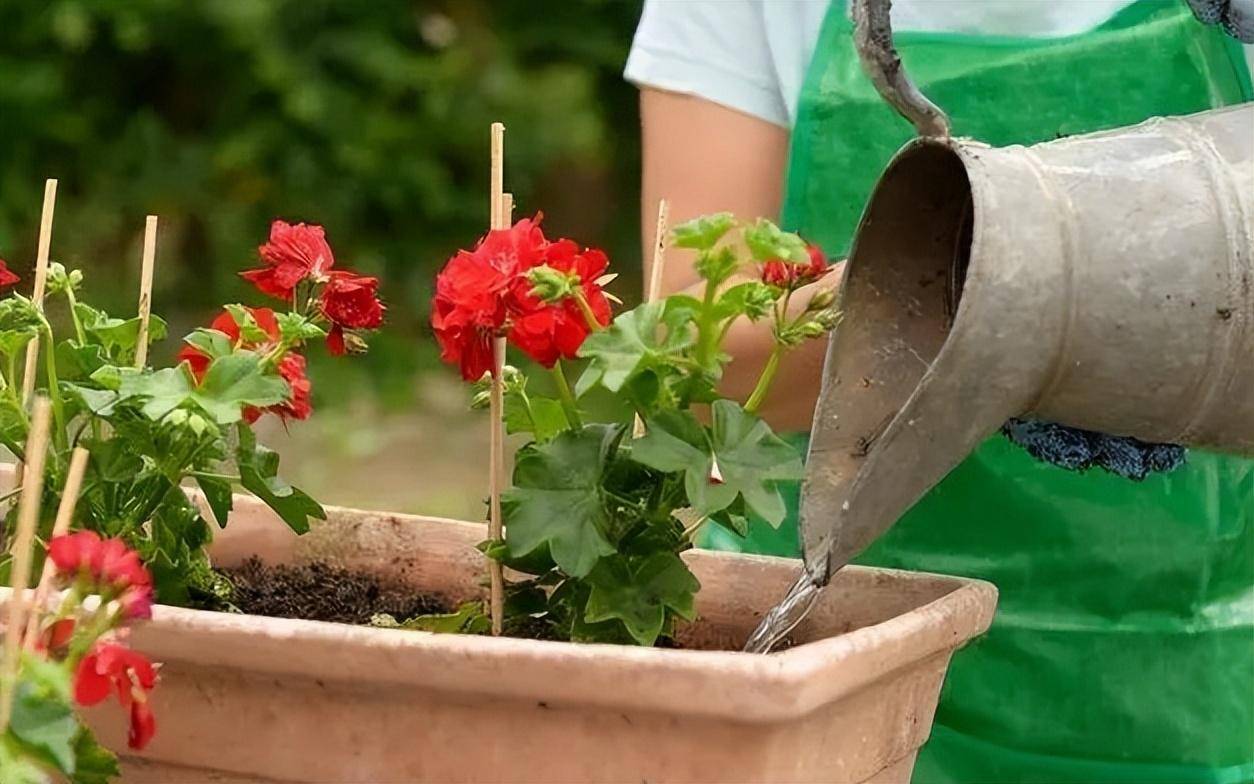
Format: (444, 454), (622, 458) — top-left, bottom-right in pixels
(64, 287), (86, 344)
(694, 278), (719, 368)
(550, 361), (582, 428)
(572, 290), (604, 333)
(41, 326), (67, 449)
(745, 344), (783, 414)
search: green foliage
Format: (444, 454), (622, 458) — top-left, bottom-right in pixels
(632, 401), (805, 526)
(464, 214), (832, 647)
(576, 301), (691, 394)
(671, 213), (735, 251)
(0, 262), (328, 609)
(503, 424), (620, 577)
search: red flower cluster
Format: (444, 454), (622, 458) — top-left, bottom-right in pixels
(49, 531), (153, 621)
(240, 220), (385, 355)
(178, 307), (312, 422)
(0, 259), (18, 289)
(241, 220), (336, 300)
(761, 244), (829, 290)
(75, 642), (158, 750)
(432, 216), (612, 380)
(322, 271), (384, 355)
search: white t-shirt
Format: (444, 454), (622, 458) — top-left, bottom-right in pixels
(625, 0), (1254, 128)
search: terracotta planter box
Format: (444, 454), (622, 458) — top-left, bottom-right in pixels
(11, 494), (996, 783)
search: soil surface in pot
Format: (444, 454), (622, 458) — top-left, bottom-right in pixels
(221, 557), (450, 624)
(217, 559), (696, 646)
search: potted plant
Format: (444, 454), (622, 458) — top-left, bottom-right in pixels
(0, 144), (996, 781)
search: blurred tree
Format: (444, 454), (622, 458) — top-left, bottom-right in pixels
(0, 0), (643, 403)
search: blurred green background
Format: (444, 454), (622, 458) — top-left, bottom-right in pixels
(0, 0), (644, 520)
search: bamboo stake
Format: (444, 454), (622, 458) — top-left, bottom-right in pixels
(20, 180), (58, 406)
(487, 123), (507, 636)
(21, 447), (89, 651)
(633, 198), (669, 438)
(0, 396), (52, 732)
(134, 215), (159, 368)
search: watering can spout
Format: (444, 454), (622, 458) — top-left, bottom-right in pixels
(798, 104), (1254, 586)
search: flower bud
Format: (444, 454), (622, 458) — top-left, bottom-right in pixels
(805, 289), (836, 312)
(526, 265), (580, 304)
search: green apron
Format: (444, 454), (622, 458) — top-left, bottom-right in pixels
(704, 1), (1254, 780)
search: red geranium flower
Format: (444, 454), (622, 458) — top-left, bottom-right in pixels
(432, 217), (548, 380)
(178, 307), (312, 422)
(761, 244), (829, 289)
(507, 240), (611, 368)
(49, 532), (154, 620)
(321, 271), (384, 356)
(0, 259), (18, 289)
(75, 642), (159, 750)
(241, 220), (336, 301)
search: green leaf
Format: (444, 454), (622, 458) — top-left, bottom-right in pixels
(122, 353), (288, 425)
(182, 328), (233, 360)
(631, 400), (804, 526)
(396, 601), (490, 634)
(195, 352), (289, 424)
(62, 383), (120, 417)
(237, 427), (325, 534)
(70, 727), (119, 784)
(196, 475), (234, 528)
(503, 394), (567, 442)
(55, 341), (108, 381)
(76, 302), (168, 361)
(276, 312), (327, 342)
(713, 281), (776, 322)
(225, 304), (269, 343)
(577, 302), (691, 394)
(671, 212), (735, 250)
(503, 424), (621, 578)
(584, 552), (700, 646)
(0, 296), (43, 358)
(119, 366), (193, 420)
(0, 735), (48, 784)
(9, 657), (78, 774)
(743, 218), (808, 263)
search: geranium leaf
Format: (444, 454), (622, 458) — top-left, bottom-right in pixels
(0, 736), (48, 784)
(235, 428), (324, 534)
(9, 657), (78, 774)
(671, 212), (735, 251)
(743, 218), (808, 263)
(631, 400), (803, 526)
(182, 328), (233, 360)
(55, 341), (108, 381)
(70, 727), (119, 784)
(195, 475), (234, 528)
(194, 352), (289, 424)
(503, 424), (621, 578)
(119, 366), (194, 421)
(225, 304), (269, 343)
(577, 302), (691, 394)
(503, 394), (568, 442)
(584, 552), (700, 646)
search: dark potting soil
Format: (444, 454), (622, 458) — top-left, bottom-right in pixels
(219, 559), (697, 648)
(222, 557), (450, 625)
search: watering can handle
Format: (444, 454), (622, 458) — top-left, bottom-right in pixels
(852, 0), (952, 138)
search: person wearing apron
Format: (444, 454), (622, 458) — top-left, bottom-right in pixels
(627, 2), (1254, 780)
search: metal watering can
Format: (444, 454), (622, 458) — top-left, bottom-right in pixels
(745, 0), (1253, 652)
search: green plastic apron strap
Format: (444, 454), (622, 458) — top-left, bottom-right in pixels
(704, 0), (1254, 780)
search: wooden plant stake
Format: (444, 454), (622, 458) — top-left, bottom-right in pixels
(21, 446), (90, 650)
(0, 396), (52, 733)
(487, 123), (507, 636)
(20, 179), (58, 406)
(633, 198), (669, 438)
(134, 215), (159, 368)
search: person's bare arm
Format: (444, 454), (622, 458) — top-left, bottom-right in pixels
(640, 87), (840, 431)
